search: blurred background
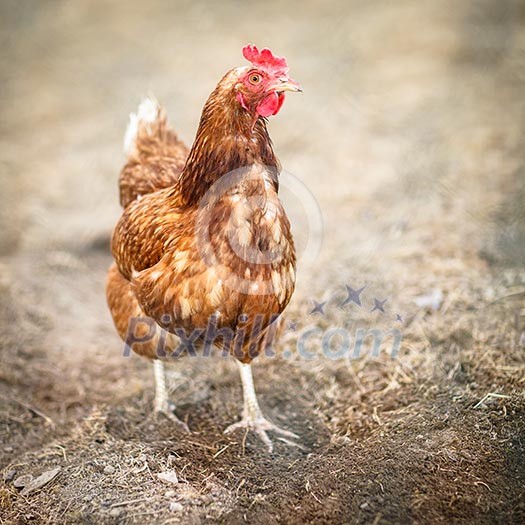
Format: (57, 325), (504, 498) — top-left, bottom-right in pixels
(1, 1), (524, 523)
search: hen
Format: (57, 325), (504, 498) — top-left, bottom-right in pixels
(106, 45), (301, 451)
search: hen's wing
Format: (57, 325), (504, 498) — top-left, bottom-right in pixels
(111, 187), (186, 280)
(119, 97), (189, 207)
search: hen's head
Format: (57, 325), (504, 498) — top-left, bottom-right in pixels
(235, 44), (301, 120)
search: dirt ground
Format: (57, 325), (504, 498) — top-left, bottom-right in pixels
(1, 0), (524, 523)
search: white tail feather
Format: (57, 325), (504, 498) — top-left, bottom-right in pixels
(123, 97), (160, 156)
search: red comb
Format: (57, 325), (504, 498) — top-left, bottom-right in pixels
(242, 44), (289, 76)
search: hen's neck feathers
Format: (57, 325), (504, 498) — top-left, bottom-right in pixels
(177, 69), (280, 205)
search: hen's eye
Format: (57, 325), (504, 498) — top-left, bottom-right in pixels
(249, 74), (261, 85)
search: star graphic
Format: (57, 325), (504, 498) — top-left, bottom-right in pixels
(310, 300), (327, 315)
(395, 313), (403, 322)
(370, 298), (387, 314)
(287, 321), (298, 331)
(341, 285), (366, 307)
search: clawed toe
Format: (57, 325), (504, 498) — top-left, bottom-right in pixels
(224, 416), (300, 453)
(155, 405), (190, 433)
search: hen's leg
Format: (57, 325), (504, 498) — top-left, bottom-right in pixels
(153, 359), (190, 433)
(224, 361), (299, 452)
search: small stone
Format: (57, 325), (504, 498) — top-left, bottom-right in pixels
(414, 289), (443, 311)
(13, 474), (33, 489)
(360, 502), (370, 510)
(169, 502), (183, 512)
(157, 471), (179, 484)
(20, 467), (61, 496)
(4, 469), (17, 482)
(109, 508), (123, 517)
(4, 446), (13, 453)
(164, 490), (176, 498)
(103, 465), (116, 475)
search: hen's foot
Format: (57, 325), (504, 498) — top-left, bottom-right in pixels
(154, 401), (190, 433)
(226, 360), (301, 453)
(225, 412), (300, 453)
(152, 359), (190, 433)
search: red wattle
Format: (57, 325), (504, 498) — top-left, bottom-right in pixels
(256, 92), (285, 117)
(274, 92), (285, 114)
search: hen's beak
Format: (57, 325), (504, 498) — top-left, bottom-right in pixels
(272, 77), (302, 93)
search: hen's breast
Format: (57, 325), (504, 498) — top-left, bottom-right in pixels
(206, 168), (296, 307)
(133, 168), (296, 351)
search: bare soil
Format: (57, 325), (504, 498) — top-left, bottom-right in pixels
(1, 0), (524, 523)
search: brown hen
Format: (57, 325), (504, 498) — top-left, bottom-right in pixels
(106, 45), (301, 451)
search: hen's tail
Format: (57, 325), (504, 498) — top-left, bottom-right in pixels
(123, 97), (161, 157)
(123, 96), (187, 159)
(119, 96), (189, 207)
